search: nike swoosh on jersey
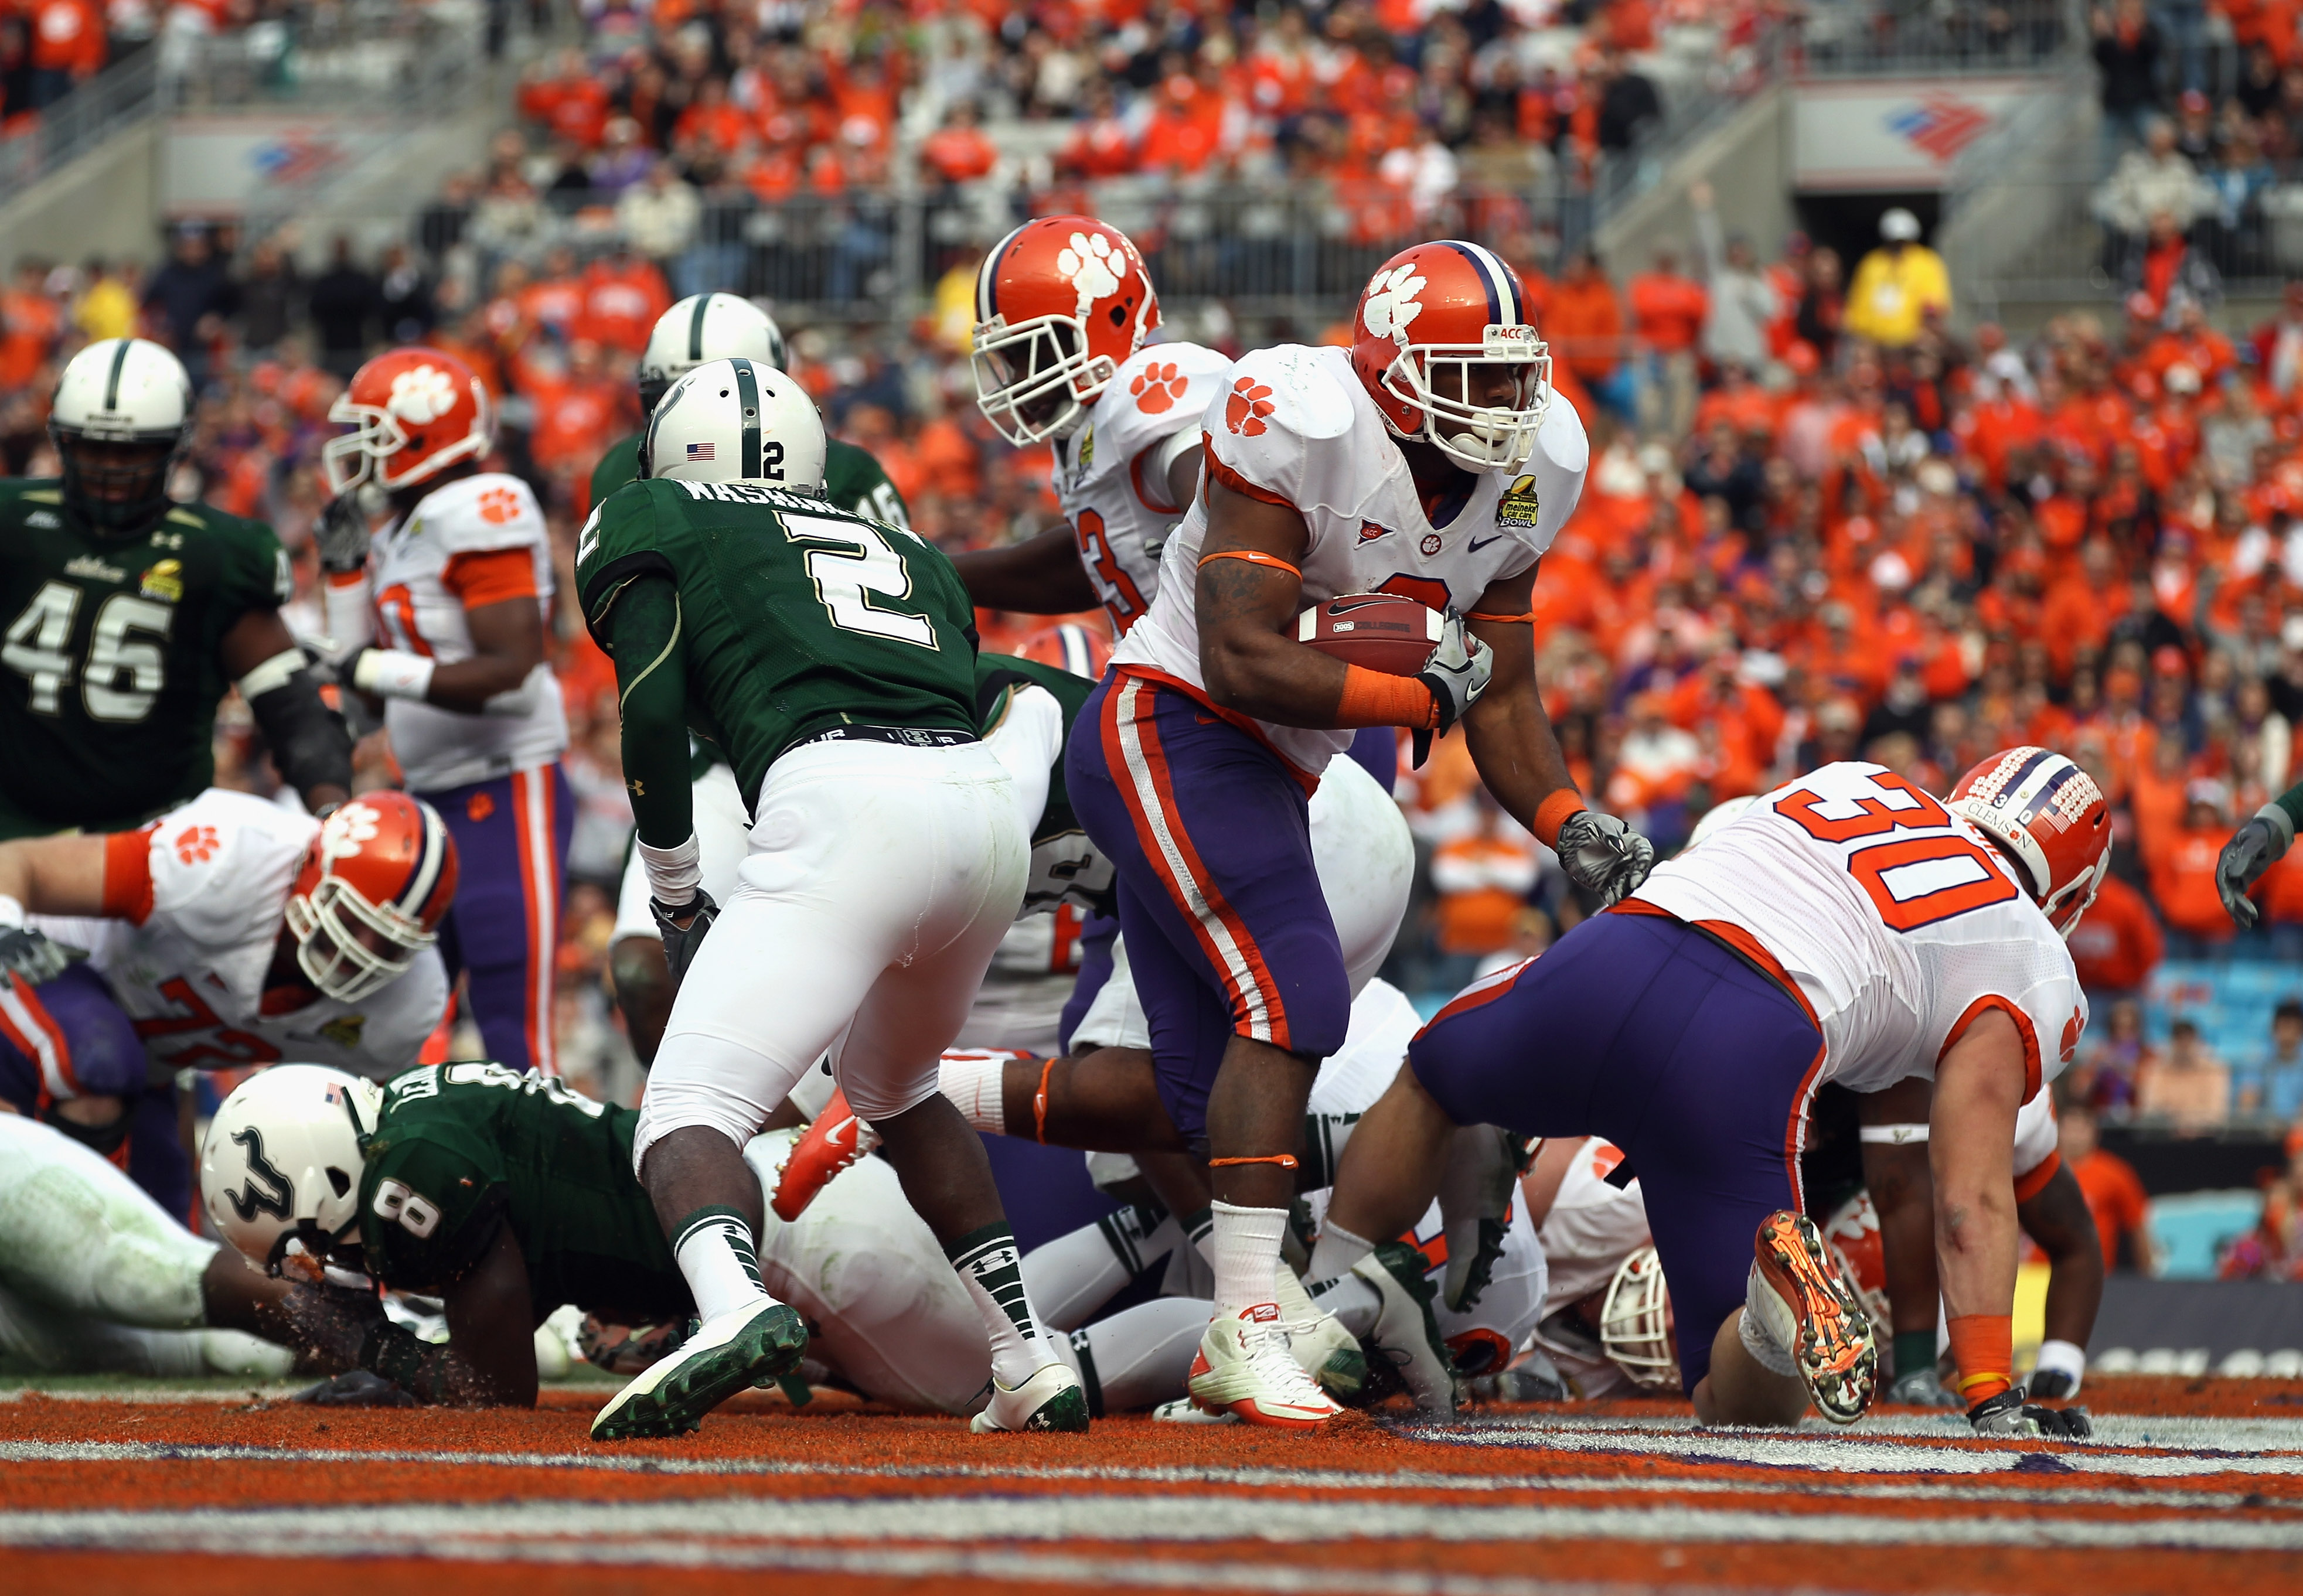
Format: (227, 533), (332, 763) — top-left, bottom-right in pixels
(1467, 534), (1506, 553)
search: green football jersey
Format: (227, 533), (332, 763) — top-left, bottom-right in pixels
(0, 480), (291, 838)
(591, 435), (910, 528)
(358, 1062), (689, 1323)
(576, 478), (979, 806)
(974, 650), (1110, 915)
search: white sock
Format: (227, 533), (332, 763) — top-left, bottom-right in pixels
(938, 1051), (1013, 1134)
(1738, 1263), (1798, 1377)
(1054, 1297), (1212, 1414)
(1018, 1206), (1178, 1332)
(1210, 1199), (1287, 1314)
(948, 1222), (1059, 1387)
(671, 1206), (772, 1324)
(1307, 1220), (1377, 1284)
(1308, 1272), (1381, 1339)
(1270, 1257), (1323, 1328)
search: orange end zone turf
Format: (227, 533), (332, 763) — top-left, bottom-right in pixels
(0, 1377), (2299, 1594)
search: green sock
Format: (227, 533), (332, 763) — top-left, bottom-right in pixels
(1894, 1331), (1939, 1382)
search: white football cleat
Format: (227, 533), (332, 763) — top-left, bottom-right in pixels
(591, 1299), (807, 1440)
(1152, 1396), (1238, 1424)
(970, 1360), (1091, 1433)
(1272, 1266), (1367, 1401)
(1188, 1304), (1344, 1430)
(1355, 1242), (1458, 1416)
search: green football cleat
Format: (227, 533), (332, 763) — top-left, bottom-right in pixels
(591, 1300), (808, 1441)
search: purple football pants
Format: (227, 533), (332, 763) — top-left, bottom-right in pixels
(1409, 908), (1826, 1392)
(428, 763), (574, 1076)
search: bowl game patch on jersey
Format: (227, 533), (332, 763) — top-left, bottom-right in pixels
(1496, 475), (1542, 531)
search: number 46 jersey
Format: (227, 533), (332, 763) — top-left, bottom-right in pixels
(1629, 762), (2087, 1103)
(0, 479), (290, 837)
(575, 479), (980, 809)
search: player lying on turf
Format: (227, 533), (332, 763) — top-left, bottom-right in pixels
(577, 362), (1080, 1437)
(0, 1098), (313, 1379)
(200, 1061), (1211, 1415)
(0, 788), (456, 1213)
(1316, 751), (2109, 1439)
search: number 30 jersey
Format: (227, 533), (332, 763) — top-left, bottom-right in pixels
(0, 479), (289, 837)
(575, 479), (979, 807)
(1629, 762), (2087, 1103)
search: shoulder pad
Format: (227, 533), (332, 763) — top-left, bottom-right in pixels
(1200, 344), (1360, 510)
(1082, 343), (1235, 481)
(412, 473), (548, 554)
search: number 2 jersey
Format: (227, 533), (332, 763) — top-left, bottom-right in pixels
(575, 479), (979, 808)
(0, 479), (291, 837)
(1111, 342), (1590, 777)
(358, 1060), (687, 1320)
(28, 789), (449, 1079)
(1627, 761), (2089, 1102)
(324, 472), (569, 793)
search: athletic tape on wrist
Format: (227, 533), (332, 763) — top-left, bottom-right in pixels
(636, 833), (703, 905)
(2257, 800), (2297, 854)
(0, 894), (24, 930)
(352, 648), (437, 702)
(1858, 1123), (1931, 1144)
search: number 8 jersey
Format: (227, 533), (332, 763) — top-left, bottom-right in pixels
(1627, 762), (2087, 1103)
(575, 478), (980, 808)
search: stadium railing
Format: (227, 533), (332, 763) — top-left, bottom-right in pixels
(1789, 0), (2079, 77)
(0, 48), (161, 212)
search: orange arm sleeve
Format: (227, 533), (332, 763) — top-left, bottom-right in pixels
(100, 827), (158, 925)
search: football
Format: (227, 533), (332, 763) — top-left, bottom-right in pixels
(1294, 592), (1443, 676)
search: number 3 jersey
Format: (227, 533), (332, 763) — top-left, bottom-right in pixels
(1627, 761), (2087, 1102)
(29, 789), (449, 1080)
(0, 479), (291, 836)
(337, 472), (569, 793)
(576, 479), (979, 807)
(357, 1061), (687, 1318)
(1111, 342), (1590, 777)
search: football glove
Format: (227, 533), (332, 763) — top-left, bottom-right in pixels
(0, 926), (75, 988)
(1885, 1365), (1963, 1407)
(294, 1369), (417, 1407)
(314, 493), (374, 576)
(2216, 807), (2292, 929)
(1967, 1387), (2092, 1439)
(1555, 809), (1657, 907)
(651, 891), (719, 983)
(1411, 611), (1493, 768)
(2026, 1366), (2079, 1400)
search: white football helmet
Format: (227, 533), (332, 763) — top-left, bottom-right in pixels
(48, 337), (195, 532)
(1686, 794), (1759, 851)
(644, 356), (825, 492)
(200, 1065), (387, 1274)
(640, 294), (786, 414)
(1597, 1244), (1679, 1391)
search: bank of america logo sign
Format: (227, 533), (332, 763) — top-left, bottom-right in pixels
(1885, 94), (1992, 162)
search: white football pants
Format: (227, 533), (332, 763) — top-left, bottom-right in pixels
(636, 738), (1028, 1160)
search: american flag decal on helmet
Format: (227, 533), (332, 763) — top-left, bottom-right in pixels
(687, 442), (716, 461)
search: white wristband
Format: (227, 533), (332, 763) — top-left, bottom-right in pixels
(1859, 1123), (1930, 1144)
(352, 648), (437, 702)
(2032, 1338), (2086, 1393)
(636, 834), (702, 905)
(2257, 801), (2296, 856)
(0, 894), (23, 930)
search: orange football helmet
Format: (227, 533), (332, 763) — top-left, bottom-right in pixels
(284, 794), (459, 1003)
(1349, 240), (1551, 473)
(1947, 747), (2112, 937)
(1821, 1192), (1894, 1336)
(324, 346), (494, 495)
(972, 217), (1160, 446)
(1012, 621), (1112, 681)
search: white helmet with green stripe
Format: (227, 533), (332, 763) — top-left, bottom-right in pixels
(639, 293), (786, 414)
(644, 356), (825, 493)
(48, 336), (194, 533)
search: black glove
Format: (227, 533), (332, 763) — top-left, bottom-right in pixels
(651, 891), (720, 983)
(0, 926), (76, 987)
(294, 1369), (417, 1407)
(1555, 808), (1657, 907)
(314, 493), (374, 576)
(1967, 1386), (2092, 1438)
(1411, 611), (1493, 769)
(2216, 809), (2291, 929)
(2025, 1366), (2079, 1401)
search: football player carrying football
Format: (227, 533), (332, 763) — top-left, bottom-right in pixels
(0, 337), (352, 840)
(575, 358), (1080, 1438)
(1065, 240), (1627, 1428)
(599, 294), (912, 1062)
(1322, 750), (2108, 1440)
(316, 347), (570, 1077)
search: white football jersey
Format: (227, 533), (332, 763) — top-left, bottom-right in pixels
(1113, 342), (1590, 776)
(1631, 761), (2088, 1101)
(1535, 1137), (1652, 1319)
(2012, 1089), (2058, 1183)
(366, 472), (569, 792)
(30, 790), (449, 1082)
(1054, 342), (1234, 637)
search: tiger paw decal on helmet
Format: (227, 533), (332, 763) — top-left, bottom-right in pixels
(971, 217), (1161, 446)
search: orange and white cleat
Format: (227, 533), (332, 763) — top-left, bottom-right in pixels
(770, 1087), (881, 1222)
(1747, 1209), (1878, 1424)
(1187, 1304), (1344, 1430)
